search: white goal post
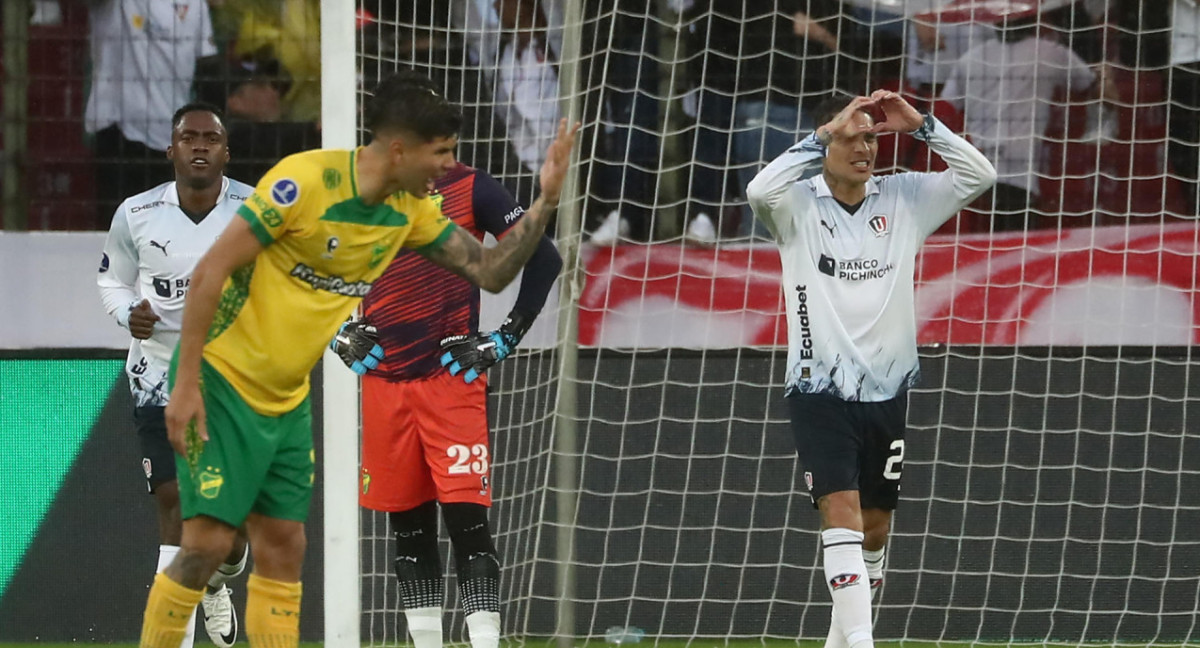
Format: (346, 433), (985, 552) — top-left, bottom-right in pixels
(323, 1), (1200, 646)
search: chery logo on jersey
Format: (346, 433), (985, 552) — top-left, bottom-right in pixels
(271, 178), (300, 206)
(868, 214), (890, 237)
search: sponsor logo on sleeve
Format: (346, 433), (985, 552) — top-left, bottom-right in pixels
(270, 178), (300, 206)
(504, 206), (525, 224)
(99, 253), (110, 272)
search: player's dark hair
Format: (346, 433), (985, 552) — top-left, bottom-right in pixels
(813, 93), (861, 130)
(172, 101), (226, 130)
(364, 69), (462, 141)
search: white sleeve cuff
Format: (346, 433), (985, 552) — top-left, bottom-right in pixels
(116, 299), (140, 329)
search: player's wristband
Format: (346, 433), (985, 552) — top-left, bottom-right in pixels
(909, 114), (938, 142)
(117, 298), (140, 328)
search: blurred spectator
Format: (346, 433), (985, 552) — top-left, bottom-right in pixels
(1168, 0), (1200, 216)
(681, 0), (892, 243)
(491, 0), (560, 207)
(359, 0), (528, 200)
(84, 0), (218, 227)
(194, 55), (320, 184)
(230, 0), (321, 122)
(906, 19), (996, 98)
(585, 1), (662, 246)
(940, 14), (1114, 230)
(1042, 1), (1107, 65)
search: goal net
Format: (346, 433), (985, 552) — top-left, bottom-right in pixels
(339, 0), (1200, 645)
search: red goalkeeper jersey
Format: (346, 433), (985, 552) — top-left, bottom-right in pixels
(362, 163), (526, 381)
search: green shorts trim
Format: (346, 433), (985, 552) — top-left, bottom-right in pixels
(171, 357), (314, 526)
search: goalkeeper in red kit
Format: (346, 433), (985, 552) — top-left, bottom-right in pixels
(332, 160), (561, 648)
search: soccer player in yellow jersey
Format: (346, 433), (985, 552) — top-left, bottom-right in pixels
(137, 69), (579, 648)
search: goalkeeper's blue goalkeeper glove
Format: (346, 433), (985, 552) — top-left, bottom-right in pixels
(330, 317), (385, 375)
(439, 311), (532, 384)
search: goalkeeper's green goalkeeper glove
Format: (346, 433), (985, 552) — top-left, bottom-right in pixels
(330, 317), (384, 375)
(439, 311), (532, 384)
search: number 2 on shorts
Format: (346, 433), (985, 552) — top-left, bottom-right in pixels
(883, 439), (905, 480)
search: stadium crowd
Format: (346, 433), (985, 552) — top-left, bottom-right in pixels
(3, 0), (1197, 234)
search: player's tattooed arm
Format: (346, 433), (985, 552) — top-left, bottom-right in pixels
(422, 201), (557, 292)
(421, 118), (578, 293)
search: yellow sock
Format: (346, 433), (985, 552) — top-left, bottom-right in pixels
(246, 573), (303, 648)
(140, 572), (205, 648)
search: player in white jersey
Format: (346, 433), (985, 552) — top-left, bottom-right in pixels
(746, 91), (996, 648)
(98, 103), (253, 648)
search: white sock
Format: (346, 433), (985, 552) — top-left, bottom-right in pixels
(465, 610), (501, 648)
(863, 546), (886, 601)
(208, 543), (249, 590)
(824, 608), (849, 648)
(157, 545), (197, 648)
(822, 529), (874, 648)
(405, 606), (443, 648)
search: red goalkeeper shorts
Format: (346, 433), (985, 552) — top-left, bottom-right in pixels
(360, 370), (492, 512)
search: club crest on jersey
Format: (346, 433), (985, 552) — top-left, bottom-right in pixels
(271, 178), (300, 206)
(868, 214), (890, 237)
(142, 457), (153, 479)
(804, 471), (813, 492)
(829, 573), (861, 590)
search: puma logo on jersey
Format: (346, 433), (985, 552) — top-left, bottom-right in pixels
(820, 220), (836, 237)
(150, 240), (170, 255)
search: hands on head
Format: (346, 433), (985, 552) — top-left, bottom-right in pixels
(817, 91), (924, 145)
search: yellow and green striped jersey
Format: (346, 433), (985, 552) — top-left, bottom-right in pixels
(206, 148), (455, 415)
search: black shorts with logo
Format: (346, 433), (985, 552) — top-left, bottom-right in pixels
(787, 392), (908, 510)
(134, 405), (177, 493)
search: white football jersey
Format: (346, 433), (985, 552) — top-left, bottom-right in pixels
(98, 177), (253, 406)
(747, 116), (996, 402)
